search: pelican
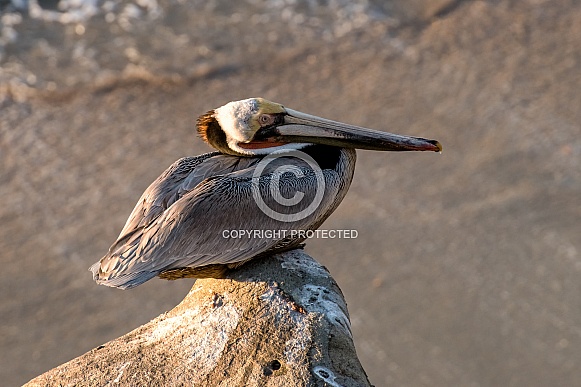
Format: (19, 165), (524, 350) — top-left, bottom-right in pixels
(90, 98), (441, 289)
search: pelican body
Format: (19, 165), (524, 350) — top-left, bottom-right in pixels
(91, 98), (441, 289)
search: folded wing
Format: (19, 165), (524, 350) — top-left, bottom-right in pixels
(91, 152), (344, 289)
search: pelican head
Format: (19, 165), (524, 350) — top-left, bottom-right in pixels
(197, 97), (442, 156)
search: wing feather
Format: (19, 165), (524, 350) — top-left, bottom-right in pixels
(110, 152), (255, 249)
(92, 150), (354, 289)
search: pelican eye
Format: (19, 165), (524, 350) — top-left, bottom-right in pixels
(258, 114), (277, 127)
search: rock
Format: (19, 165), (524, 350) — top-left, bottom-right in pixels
(24, 250), (370, 387)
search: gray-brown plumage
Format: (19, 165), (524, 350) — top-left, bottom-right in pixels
(90, 98), (441, 289)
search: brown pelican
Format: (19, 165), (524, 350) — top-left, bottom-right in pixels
(90, 98), (441, 289)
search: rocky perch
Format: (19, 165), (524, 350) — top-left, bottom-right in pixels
(25, 250), (371, 386)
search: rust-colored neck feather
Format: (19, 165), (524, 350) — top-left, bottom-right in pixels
(196, 109), (231, 154)
(196, 110), (216, 144)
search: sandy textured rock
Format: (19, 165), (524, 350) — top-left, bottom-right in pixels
(24, 250), (370, 387)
